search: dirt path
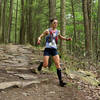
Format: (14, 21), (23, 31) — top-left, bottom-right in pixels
(0, 44), (99, 100)
(0, 73), (85, 100)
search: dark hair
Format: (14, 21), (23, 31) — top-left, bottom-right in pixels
(50, 18), (57, 24)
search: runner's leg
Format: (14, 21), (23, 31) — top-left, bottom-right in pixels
(53, 55), (66, 87)
(38, 56), (49, 71)
(43, 56), (49, 68)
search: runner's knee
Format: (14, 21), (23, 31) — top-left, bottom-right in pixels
(55, 62), (60, 68)
(43, 62), (48, 67)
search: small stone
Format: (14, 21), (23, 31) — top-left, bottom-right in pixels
(86, 96), (92, 100)
(49, 91), (55, 94)
(22, 92), (30, 96)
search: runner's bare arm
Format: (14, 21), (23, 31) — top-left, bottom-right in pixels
(58, 31), (72, 41)
(38, 29), (49, 41)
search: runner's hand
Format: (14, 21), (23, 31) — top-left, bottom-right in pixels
(37, 40), (41, 45)
(66, 38), (72, 41)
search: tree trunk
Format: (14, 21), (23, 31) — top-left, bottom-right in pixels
(2, 0), (6, 43)
(28, 0), (33, 45)
(96, 0), (100, 61)
(25, 0), (33, 45)
(0, 0), (2, 27)
(88, 0), (93, 56)
(8, 0), (13, 43)
(82, 0), (91, 56)
(49, 0), (56, 22)
(71, 0), (76, 51)
(15, 0), (18, 44)
(0, 0), (2, 42)
(97, 0), (100, 47)
(60, 0), (66, 55)
(20, 0), (25, 44)
(48, 0), (56, 68)
(26, 0), (29, 43)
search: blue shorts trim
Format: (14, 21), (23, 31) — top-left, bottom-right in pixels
(44, 48), (58, 56)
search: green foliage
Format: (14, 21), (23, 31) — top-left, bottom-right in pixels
(50, 64), (57, 72)
(0, 0), (99, 60)
(66, 25), (73, 36)
(75, 12), (83, 21)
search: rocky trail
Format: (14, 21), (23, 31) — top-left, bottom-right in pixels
(0, 44), (99, 100)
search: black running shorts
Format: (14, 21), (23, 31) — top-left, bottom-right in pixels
(44, 48), (58, 56)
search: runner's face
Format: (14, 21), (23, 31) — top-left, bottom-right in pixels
(52, 20), (58, 28)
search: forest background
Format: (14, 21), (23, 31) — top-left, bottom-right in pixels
(0, 0), (100, 65)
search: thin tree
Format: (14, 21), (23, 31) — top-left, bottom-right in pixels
(48, 0), (56, 68)
(49, 0), (56, 22)
(26, 0), (29, 43)
(88, 0), (93, 55)
(0, 0), (2, 27)
(7, 0), (13, 43)
(20, 0), (25, 44)
(15, 0), (18, 44)
(71, 0), (76, 51)
(82, 0), (91, 56)
(28, 0), (33, 45)
(2, 0), (7, 43)
(96, 0), (100, 61)
(60, 0), (66, 55)
(0, 0), (2, 42)
(97, 0), (100, 47)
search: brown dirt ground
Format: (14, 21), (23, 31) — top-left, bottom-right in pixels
(0, 44), (87, 100)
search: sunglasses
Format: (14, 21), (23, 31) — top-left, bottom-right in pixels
(53, 22), (58, 24)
